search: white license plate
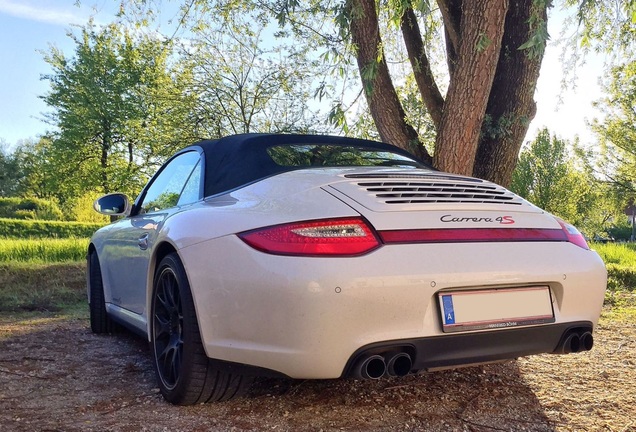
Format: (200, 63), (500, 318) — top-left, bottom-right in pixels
(438, 286), (555, 333)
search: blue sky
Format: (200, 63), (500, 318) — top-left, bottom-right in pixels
(0, 0), (115, 148)
(0, 0), (605, 150)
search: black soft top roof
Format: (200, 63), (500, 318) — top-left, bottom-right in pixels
(191, 133), (424, 198)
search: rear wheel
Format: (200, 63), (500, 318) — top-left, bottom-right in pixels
(88, 252), (118, 334)
(151, 253), (252, 405)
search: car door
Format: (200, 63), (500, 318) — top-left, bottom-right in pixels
(103, 150), (203, 316)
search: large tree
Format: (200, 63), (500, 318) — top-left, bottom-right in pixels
(123, 1), (636, 187)
(123, 0), (548, 184)
(256, 0), (549, 185)
(510, 128), (615, 236)
(0, 140), (20, 197)
(592, 61), (636, 194)
(177, 11), (322, 136)
(41, 22), (194, 197)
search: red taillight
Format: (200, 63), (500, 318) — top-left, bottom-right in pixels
(555, 218), (590, 250)
(238, 217), (381, 256)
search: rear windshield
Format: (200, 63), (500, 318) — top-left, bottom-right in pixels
(266, 144), (423, 168)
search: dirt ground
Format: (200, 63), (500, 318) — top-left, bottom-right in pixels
(0, 312), (634, 432)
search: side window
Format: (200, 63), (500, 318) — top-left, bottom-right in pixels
(140, 151), (201, 214)
(178, 160), (202, 206)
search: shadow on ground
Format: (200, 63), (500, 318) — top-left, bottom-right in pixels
(0, 316), (559, 431)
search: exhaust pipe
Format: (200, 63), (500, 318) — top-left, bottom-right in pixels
(579, 332), (594, 351)
(352, 355), (386, 380)
(559, 333), (581, 354)
(555, 330), (595, 354)
(386, 353), (412, 377)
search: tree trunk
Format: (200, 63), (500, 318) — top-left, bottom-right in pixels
(473, 1), (547, 187)
(433, 0), (509, 176)
(348, 0), (432, 163)
(101, 122), (111, 195)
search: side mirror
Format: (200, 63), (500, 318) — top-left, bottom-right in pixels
(93, 193), (132, 216)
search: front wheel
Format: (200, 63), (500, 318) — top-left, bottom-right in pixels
(88, 252), (118, 334)
(151, 253), (251, 405)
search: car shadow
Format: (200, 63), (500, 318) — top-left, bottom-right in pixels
(0, 318), (556, 431)
(245, 362), (556, 431)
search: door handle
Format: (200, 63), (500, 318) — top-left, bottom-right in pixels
(138, 233), (149, 250)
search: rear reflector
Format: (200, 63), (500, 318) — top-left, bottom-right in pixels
(379, 228), (568, 244)
(238, 217), (381, 256)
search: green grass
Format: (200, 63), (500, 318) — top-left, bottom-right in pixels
(590, 242), (636, 314)
(592, 242), (636, 266)
(0, 262), (86, 312)
(590, 242), (636, 295)
(0, 237), (88, 263)
(0, 217), (103, 239)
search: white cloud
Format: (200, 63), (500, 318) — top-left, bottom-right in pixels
(0, 0), (85, 26)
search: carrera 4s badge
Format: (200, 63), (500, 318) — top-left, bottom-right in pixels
(440, 215), (515, 225)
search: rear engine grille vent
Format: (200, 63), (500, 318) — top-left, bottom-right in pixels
(358, 181), (522, 205)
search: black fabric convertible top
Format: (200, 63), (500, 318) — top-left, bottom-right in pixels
(191, 133), (426, 198)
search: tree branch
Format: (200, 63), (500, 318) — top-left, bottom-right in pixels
(436, 0), (461, 76)
(348, 0), (431, 163)
(400, 6), (445, 130)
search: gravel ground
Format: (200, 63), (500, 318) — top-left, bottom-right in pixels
(0, 312), (634, 432)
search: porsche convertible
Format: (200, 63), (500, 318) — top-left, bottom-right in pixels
(88, 133), (607, 405)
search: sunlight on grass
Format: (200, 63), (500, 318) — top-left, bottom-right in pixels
(592, 242), (636, 266)
(0, 238), (88, 263)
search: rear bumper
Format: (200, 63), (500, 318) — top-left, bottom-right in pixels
(343, 321), (593, 377)
(180, 237), (606, 379)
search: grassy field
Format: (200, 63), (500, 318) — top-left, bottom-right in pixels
(0, 237), (88, 312)
(0, 262), (86, 313)
(0, 237), (88, 263)
(592, 241), (636, 266)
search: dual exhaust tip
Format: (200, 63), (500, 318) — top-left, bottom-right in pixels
(557, 331), (594, 354)
(353, 352), (413, 380)
(353, 329), (594, 379)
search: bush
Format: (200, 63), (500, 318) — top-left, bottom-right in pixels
(607, 224), (633, 242)
(0, 218), (103, 239)
(0, 197), (64, 221)
(67, 191), (110, 223)
(591, 242), (636, 299)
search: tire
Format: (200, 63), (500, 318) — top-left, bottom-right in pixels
(88, 252), (118, 334)
(151, 253), (252, 405)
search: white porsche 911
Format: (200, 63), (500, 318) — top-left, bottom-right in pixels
(88, 133), (607, 405)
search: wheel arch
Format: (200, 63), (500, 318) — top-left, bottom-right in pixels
(145, 240), (182, 338)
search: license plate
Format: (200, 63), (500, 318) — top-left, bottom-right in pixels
(438, 286), (555, 333)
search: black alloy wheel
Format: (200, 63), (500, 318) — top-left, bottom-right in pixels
(88, 251), (118, 334)
(152, 262), (184, 391)
(151, 253), (252, 405)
